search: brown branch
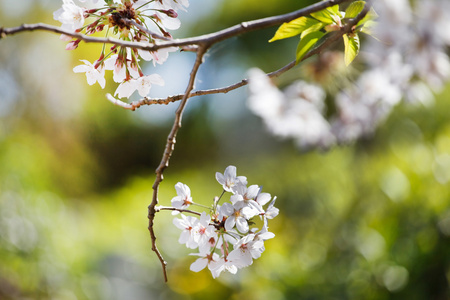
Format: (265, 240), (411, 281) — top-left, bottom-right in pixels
(147, 44), (208, 282)
(108, 2), (371, 111)
(0, 0), (351, 52)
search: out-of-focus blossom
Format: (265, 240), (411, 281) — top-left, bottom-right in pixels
(247, 68), (335, 149)
(248, 0), (450, 149)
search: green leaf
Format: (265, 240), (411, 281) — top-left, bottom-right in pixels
(300, 21), (324, 39)
(269, 17), (321, 42)
(310, 5), (340, 24)
(343, 33), (360, 66)
(327, 4), (341, 16)
(360, 20), (376, 34)
(296, 31), (325, 64)
(345, 1), (366, 19)
(357, 7), (379, 27)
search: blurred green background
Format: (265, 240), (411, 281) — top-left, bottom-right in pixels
(1, 0), (450, 299)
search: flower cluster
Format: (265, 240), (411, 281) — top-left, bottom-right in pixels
(54, 0), (188, 99)
(171, 166), (279, 278)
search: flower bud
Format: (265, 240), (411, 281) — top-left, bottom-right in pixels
(163, 9), (178, 18)
(65, 39), (81, 50)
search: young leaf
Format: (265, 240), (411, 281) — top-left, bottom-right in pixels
(310, 5), (341, 24)
(300, 21), (324, 39)
(357, 7), (379, 27)
(328, 4), (341, 15)
(345, 1), (366, 19)
(343, 33), (360, 66)
(269, 17), (321, 42)
(296, 31), (325, 64)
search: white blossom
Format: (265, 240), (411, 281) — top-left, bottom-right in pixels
(73, 60), (105, 88)
(209, 257), (238, 278)
(171, 166), (279, 278)
(53, 0), (85, 31)
(190, 252), (220, 273)
(227, 234), (264, 268)
(215, 165), (247, 193)
(173, 214), (199, 249)
(248, 68), (335, 149)
(171, 182), (193, 210)
(135, 74), (164, 97)
(220, 202), (250, 233)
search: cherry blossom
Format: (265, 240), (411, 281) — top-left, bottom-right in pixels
(73, 60), (106, 88)
(173, 214), (198, 249)
(135, 74), (164, 97)
(171, 182), (193, 210)
(227, 234), (264, 268)
(157, 0), (190, 12)
(53, 0), (85, 31)
(209, 257), (238, 278)
(54, 0), (187, 99)
(248, 69), (335, 149)
(190, 251), (220, 273)
(113, 74), (164, 98)
(263, 197), (279, 220)
(220, 202), (251, 233)
(171, 165), (278, 278)
(215, 165), (247, 193)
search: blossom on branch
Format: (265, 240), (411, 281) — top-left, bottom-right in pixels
(73, 60), (106, 88)
(171, 166), (278, 278)
(215, 165), (247, 194)
(53, 0), (85, 31)
(171, 182), (193, 210)
(54, 0), (189, 99)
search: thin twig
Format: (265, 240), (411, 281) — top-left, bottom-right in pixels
(156, 206), (202, 216)
(147, 44), (208, 282)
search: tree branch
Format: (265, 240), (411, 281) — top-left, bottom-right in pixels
(147, 44), (208, 282)
(107, 1), (371, 111)
(0, 0), (351, 52)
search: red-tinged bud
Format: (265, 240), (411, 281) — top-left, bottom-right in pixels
(151, 13), (161, 23)
(163, 9), (178, 18)
(96, 24), (105, 32)
(86, 8), (98, 14)
(65, 39), (81, 50)
(161, 29), (172, 38)
(94, 53), (105, 69)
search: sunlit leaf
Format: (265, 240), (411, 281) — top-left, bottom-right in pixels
(310, 5), (340, 24)
(300, 21), (324, 39)
(269, 17), (321, 42)
(345, 1), (366, 19)
(343, 33), (360, 66)
(327, 4), (341, 16)
(357, 7), (379, 27)
(296, 31), (325, 64)
(360, 20), (378, 37)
